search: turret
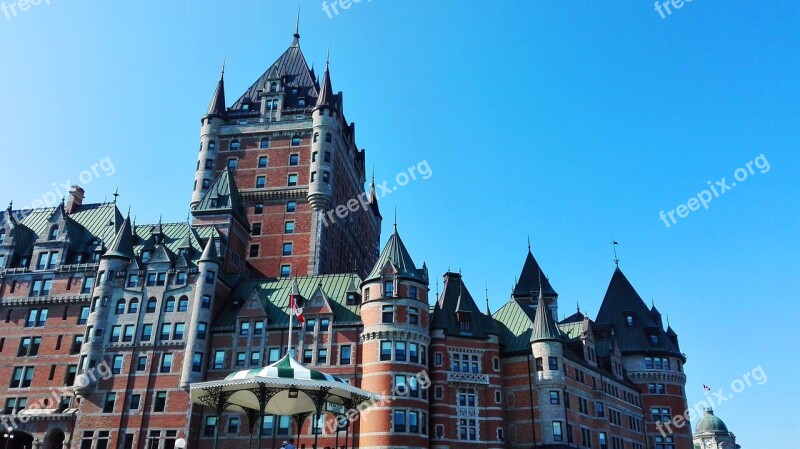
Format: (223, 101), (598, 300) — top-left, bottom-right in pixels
(529, 287), (567, 446)
(76, 214), (134, 393)
(191, 66), (227, 209)
(179, 234), (220, 389)
(358, 225), (430, 449)
(308, 56), (338, 211)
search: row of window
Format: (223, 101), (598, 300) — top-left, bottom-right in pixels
(381, 305), (420, 324)
(107, 320), (208, 344)
(392, 409), (429, 434)
(101, 390), (170, 414)
(379, 340), (427, 364)
(644, 356), (681, 371)
(203, 415), (293, 438)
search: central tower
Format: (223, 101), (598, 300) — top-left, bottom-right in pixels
(189, 29), (381, 279)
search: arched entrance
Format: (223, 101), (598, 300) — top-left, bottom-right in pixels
(6, 430), (34, 449)
(43, 429), (66, 449)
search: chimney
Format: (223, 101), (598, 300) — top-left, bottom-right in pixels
(66, 185), (85, 214)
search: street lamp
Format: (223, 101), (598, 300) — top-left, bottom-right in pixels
(3, 427), (15, 449)
(175, 438), (187, 449)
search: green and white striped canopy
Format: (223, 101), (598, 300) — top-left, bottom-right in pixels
(225, 353), (346, 383)
(190, 354), (382, 417)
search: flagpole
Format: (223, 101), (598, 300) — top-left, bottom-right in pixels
(287, 278), (293, 359)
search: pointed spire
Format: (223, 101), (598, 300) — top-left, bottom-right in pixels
(530, 285), (561, 343)
(199, 235), (219, 264)
(368, 169), (382, 218)
(293, 7), (301, 44)
(102, 215), (135, 260)
(206, 61), (227, 118)
(365, 225), (424, 282)
(315, 50), (334, 108)
(112, 188), (119, 204)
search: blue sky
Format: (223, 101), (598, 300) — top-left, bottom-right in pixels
(0, 0), (797, 445)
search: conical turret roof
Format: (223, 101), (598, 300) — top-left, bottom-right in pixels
(102, 215), (135, 260)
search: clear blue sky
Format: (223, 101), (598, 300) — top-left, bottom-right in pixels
(1, 1), (797, 445)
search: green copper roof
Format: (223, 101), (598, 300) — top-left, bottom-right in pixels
(365, 226), (426, 282)
(215, 274), (363, 329)
(192, 168), (249, 226)
(695, 409), (729, 434)
(493, 299), (537, 353)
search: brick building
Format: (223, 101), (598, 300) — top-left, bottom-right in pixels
(0, 25), (694, 449)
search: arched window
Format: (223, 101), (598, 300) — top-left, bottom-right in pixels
(49, 226), (59, 240)
(270, 82), (278, 93)
(128, 298), (139, 314)
(178, 296), (189, 312)
(230, 140), (240, 151)
(115, 299), (126, 315)
(146, 298), (157, 314)
(325, 132), (332, 143)
(0, 229), (6, 244)
(164, 297), (175, 313)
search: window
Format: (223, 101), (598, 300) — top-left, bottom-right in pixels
(202, 295), (211, 308)
(213, 351), (225, 369)
(280, 265), (291, 278)
(595, 402), (605, 417)
(10, 367), (34, 388)
(146, 298), (157, 313)
(123, 325), (134, 342)
(228, 159), (238, 169)
(435, 353), (443, 366)
(256, 176), (266, 188)
(553, 422), (563, 442)
(268, 348), (280, 363)
(340, 345), (352, 365)
(550, 391), (560, 404)
(654, 436), (675, 449)
(282, 242), (293, 256)
(291, 136), (301, 146)
(303, 349), (313, 364)
(394, 410), (406, 432)
(458, 417), (478, 441)
(228, 416), (240, 434)
(322, 171), (330, 183)
(49, 226), (59, 240)
(381, 305), (394, 323)
(409, 307), (419, 325)
(599, 432), (608, 449)
(136, 356), (147, 371)
(651, 407), (671, 422)
(115, 299), (126, 315)
(324, 151), (331, 162)
(30, 280), (52, 296)
(176, 272), (187, 285)
(83, 276), (95, 293)
(71, 335), (83, 354)
(204, 417), (217, 437)
(305, 319), (316, 333)
(317, 348), (327, 364)
(260, 138), (270, 149)
(258, 156), (268, 168)
(284, 221), (295, 234)
(173, 323), (185, 340)
(111, 355), (123, 374)
(384, 280), (394, 297)
(160, 354), (173, 373)
(205, 271), (215, 284)
(395, 341), (406, 362)
(230, 140), (240, 151)
(146, 274), (157, 287)
(128, 298), (139, 313)
(549, 356), (558, 370)
(380, 341), (392, 361)
(160, 323), (171, 340)
(320, 318), (329, 332)
(178, 297), (189, 312)
(535, 357), (543, 371)
(240, 321), (251, 336)
(250, 351), (261, 366)
(141, 324), (153, 341)
(204, 159), (213, 169)
(17, 336), (41, 356)
(409, 343), (419, 363)
(103, 393), (116, 413)
(254, 203), (264, 214)
(408, 285), (417, 299)
(153, 391), (167, 412)
(251, 223), (262, 236)
(26, 308), (48, 327)
(163, 298), (175, 312)
(129, 394), (141, 410)
(287, 174), (298, 186)
(625, 313), (634, 326)
(286, 201), (296, 212)
(0, 230), (4, 244)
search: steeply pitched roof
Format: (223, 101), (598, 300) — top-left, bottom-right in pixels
(493, 299), (537, 354)
(230, 35), (318, 111)
(530, 293), (562, 343)
(192, 168), (249, 226)
(315, 61), (334, 109)
(199, 234), (219, 264)
(103, 215), (135, 260)
(365, 226), (426, 282)
(431, 272), (497, 338)
(206, 69), (227, 118)
(513, 250), (558, 297)
(595, 268), (683, 358)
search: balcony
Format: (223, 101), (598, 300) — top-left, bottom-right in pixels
(447, 371), (489, 385)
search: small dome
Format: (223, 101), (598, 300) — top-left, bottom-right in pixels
(695, 409), (729, 434)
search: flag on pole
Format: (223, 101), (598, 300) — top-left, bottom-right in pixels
(290, 281), (305, 324)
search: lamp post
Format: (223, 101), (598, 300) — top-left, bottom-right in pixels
(2, 427), (15, 449)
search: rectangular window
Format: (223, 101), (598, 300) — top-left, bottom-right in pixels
(409, 307), (419, 325)
(254, 203), (264, 214)
(112, 355), (123, 374)
(213, 351), (225, 370)
(553, 422), (563, 442)
(382, 305), (393, 323)
(409, 343), (419, 363)
(280, 265), (291, 278)
(317, 348), (327, 364)
(160, 354), (173, 373)
(380, 341), (392, 361)
(204, 417), (217, 437)
(103, 393), (116, 413)
(282, 242), (293, 256)
(289, 154), (300, 165)
(284, 221), (295, 234)
(395, 341), (406, 362)
(240, 322), (251, 336)
(550, 390), (560, 404)
(384, 281), (394, 297)
(394, 410), (406, 432)
(286, 201), (296, 212)
(549, 356), (558, 370)
(255, 176), (266, 188)
(136, 356), (147, 372)
(160, 323), (171, 340)
(340, 345), (352, 365)
(268, 348), (280, 363)
(303, 349), (313, 364)
(141, 324), (153, 341)
(250, 351), (261, 366)
(287, 174), (298, 186)
(129, 394), (141, 410)
(252, 223), (262, 236)
(258, 156), (268, 168)
(153, 391), (167, 412)
(173, 323), (185, 340)
(202, 295), (211, 308)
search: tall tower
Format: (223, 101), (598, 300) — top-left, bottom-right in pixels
(359, 226), (430, 449)
(595, 268), (693, 449)
(190, 28), (381, 279)
(529, 288), (567, 446)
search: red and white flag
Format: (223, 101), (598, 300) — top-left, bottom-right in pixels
(290, 281), (305, 324)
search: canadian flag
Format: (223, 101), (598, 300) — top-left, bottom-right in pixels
(290, 281), (305, 324)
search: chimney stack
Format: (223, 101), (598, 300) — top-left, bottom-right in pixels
(66, 185), (85, 214)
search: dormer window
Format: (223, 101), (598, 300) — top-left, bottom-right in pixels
(141, 251), (151, 263)
(242, 104), (250, 111)
(383, 281), (394, 297)
(624, 313), (634, 327)
(459, 318), (471, 333)
(649, 334), (659, 345)
(346, 293), (357, 305)
(270, 82), (278, 93)
(48, 226), (59, 240)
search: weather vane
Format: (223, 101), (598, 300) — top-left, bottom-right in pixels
(610, 238), (620, 267)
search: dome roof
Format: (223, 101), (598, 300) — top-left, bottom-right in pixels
(695, 409), (729, 434)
